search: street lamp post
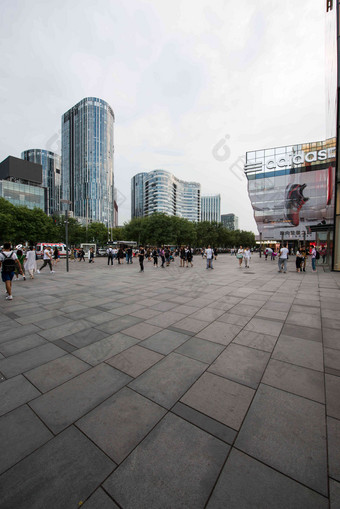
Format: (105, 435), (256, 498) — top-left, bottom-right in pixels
(60, 199), (71, 273)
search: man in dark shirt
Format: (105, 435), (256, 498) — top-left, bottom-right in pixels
(138, 246), (145, 272)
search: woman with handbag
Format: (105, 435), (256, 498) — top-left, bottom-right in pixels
(236, 246), (244, 267)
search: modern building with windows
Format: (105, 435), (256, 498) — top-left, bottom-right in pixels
(326, 1), (340, 270)
(244, 139), (336, 256)
(221, 213), (239, 230)
(61, 97), (115, 228)
(201, 195), (221, 222)
(21, 149), (61, 216)
(131, 170), (200, 222)
(0, 156), (45, 211)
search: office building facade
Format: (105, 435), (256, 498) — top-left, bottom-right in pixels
(326, 1), (340, 270)
(221, 213), (239, 230)
(131, 170), (200, 222)
(0, 156), (45, 211)
(21, 149), (61, 216)
(244, 139), (336, 251)
(61, 97), (114, 227)
(201, 195), (221, 222)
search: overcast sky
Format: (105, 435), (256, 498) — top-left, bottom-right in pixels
(0, 0), (326, 231)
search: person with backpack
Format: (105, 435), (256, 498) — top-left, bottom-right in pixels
(107, 246), (114, 265)
(0, 243), (23, 300)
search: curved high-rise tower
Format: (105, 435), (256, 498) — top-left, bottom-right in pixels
(61, 97), (114, 227)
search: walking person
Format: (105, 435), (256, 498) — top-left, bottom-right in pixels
(88, 247), (95, 263)
(236, 246), (244, 267)
(78, 248), (85, 262)
(107, 246), (114, 265)
(186, 246), (193, 267)
(278, 243), (289, 273)
(180, 246), (186, 267)
(0, 243), (23, 300)
(52, 246), (60, 267)
(152, 247), (158, 268)
(296, 249), (303, 272)
(126, 247), (133, 264)
(311, 245), (317, 272)
(205, 245), (214, 269)
(160, 246), (165, 268)
(13, 248), (26, 281)
(24, 245), (37, 279)
(37, 247), (54, 274)
(138, 246), (145, 272)
(243, 247), (251, 268)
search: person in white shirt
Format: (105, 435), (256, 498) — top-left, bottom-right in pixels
(37, 247), (54, 274)
(243, 247), (251, 268)
(278, 243), (289, 273)
(205, 245), (213, 269)
(237, 246), (244, 267)
(107, 247), (114, 266)
(24, 246), (37, 279)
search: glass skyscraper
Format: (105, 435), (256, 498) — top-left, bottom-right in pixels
(21, 149), (61, 216)
(221, 213), (239, 231)
(201, 195), (221, 222)
(131, 170), (200, 222)
(61, 97), (114, 227)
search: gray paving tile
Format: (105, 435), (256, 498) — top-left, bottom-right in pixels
(129, 352), (207, 409)
(120, 322), (162, 340)
(181, 372), (254, 430)
(323, 318), (340, 330)
(0, 405), (53, 474)
(236, 384), (328, 495)
(110, 303), (144, 316)
(62, 327), (110, 348)
(172, 402), (237, 444)
(74, 333), (139, 366)
(0, 324), (41, 344)
(0, 375), (41, 417)
(230, 304), (260, 317)
(129, 308), (162, 319)
(146, 310), (187, 327)
(175, 337), (225, 364)
(0, 334), (47, 357)
(196, 322), (243, 346)
(77, 387), (166, 463)
(141, 329), (191, 355)
(262, 300), (292, 312)
(217, 312), (251, 326)
(15, 309), (63, 325)
(328, 417), (340, 482)
(262, 359), (325, 403)
(232, 330), (277, 352)
(255, 308), (288, 321)
(25, 354), (90, 393)
(82, 488), (119, 509)
(0, 343), (66, 378)
(52, 338), (78, 352)
(85, 311), (121, 325)
(29, 364), (131, 433)
(207, 448), (328, 509)
(103, 412), (229, 509)
(293, 304), (321, 315)
(171, 317), (210, 333)
(323, 328), (340, 350)
(106, 345), (163, 377)
(281, 323), (322, 342)
(209, 344), (270, 389)
(32, 315), (75, 330)
(326, 374), (340, 420)
(286, 310), (321, 329)
(95, 315), (143, 334)
(150, 301), (178, 312)
(325, 348), (340, 372)
(0, 426), (115, 509)
(272, 335), (324, 371)
(245, 317), (283, 337)
(188, 307), (226, 322)
(37, 319), (94, 341)
(330, 479), (340, 509)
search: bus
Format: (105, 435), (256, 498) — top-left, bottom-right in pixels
(35, 243), (68, 259)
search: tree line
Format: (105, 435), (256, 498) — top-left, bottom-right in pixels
(0, 198), (255, 248)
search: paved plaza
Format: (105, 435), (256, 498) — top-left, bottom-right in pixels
(0, 253), (339, 508)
